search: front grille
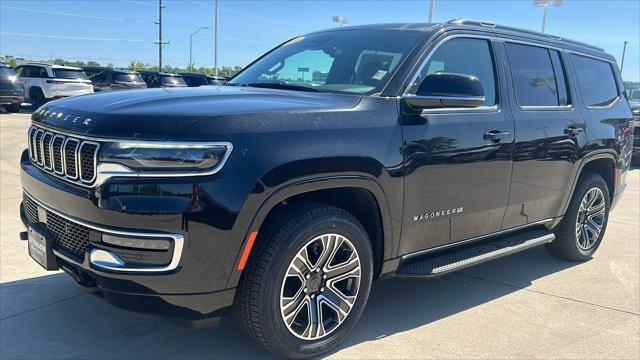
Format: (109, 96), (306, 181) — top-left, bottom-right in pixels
(28, 126), (100, 186)
(23, 194), (90, 260)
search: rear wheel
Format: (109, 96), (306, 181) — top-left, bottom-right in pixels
(29, 88), (45, 110)
(547, 172), (610, 261)
(236, 202), (373, 359)
(5, 103), (21, 113)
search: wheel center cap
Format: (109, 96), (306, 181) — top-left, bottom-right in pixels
(307, 274), (322, 292)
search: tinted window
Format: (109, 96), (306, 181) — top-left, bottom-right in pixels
(571, 55), (619, 107)
(506, 43), (565, 107)
(414, 38), (497, 106)
(162, 76), (187, 86)
(183, 76), (207, 86)
(0, 66), (16, 77)
(54, 69), (88, 80)
(86, 70), (107, 83)
(113, 72), (144, 83)
(230, 30), (421, 94)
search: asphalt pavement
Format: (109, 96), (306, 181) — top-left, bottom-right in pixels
(1, 110), (638, 359)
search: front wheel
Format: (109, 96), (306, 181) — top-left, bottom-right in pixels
(547, 172), (610, 261)
(236, 202), (373, 359)
(5, 103), (21, 113)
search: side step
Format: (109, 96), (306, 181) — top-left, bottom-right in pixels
(394, 228), (555, 279)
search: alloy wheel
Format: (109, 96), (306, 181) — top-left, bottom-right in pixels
(575, 187), (606, 251)
(280, 233), (361, 340)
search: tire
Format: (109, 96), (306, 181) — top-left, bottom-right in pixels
(29, 88), (46, 110)
(236, 202), (373, 359)
(547, 172), (610, 261)
(5, 103), (21, 113)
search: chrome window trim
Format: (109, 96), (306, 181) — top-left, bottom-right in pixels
(62, 137), (80, 180)
(24, 191), (184, 273)
(403, 33), (619, 112)
(29, 123), (233, 188)
(78, 141), (100, 183)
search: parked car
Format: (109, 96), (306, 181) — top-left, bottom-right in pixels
(0, 64), (24, 113)
(15, 63), (93, 109)
(138, 71), (187, 88)
(19, 20), (633, 358)
(631, 104), (640, 165)
(83, 67), (147, 92)
(179, 73), (227, 87)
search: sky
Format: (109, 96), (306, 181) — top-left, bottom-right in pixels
(0, 0), (638, 81)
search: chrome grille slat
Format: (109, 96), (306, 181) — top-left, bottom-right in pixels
(27, 126), (100, 186)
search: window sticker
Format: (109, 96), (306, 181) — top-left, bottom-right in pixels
(372, 70), (388, 80)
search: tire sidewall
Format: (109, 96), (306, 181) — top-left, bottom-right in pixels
(262, 214), (373, 358)
(568, 175), (610, 257)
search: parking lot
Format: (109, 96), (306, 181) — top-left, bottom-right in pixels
(0, 110), (638, 359)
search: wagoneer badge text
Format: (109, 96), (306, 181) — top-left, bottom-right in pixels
(413, 207), (464, 222)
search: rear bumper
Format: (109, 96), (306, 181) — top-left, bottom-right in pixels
(0, 94), (24, 105)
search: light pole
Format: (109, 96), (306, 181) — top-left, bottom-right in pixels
(428, 0), (436, 23)
(214, 0), (219, 76)
(533, 0), (564, 33)
(189, 26), (208, 72)
(332, 16), (350, 27)
(620, 41), (628, 75)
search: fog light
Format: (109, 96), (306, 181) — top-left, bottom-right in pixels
(102, 234), (171, 250)
(90, 249), (125, 268)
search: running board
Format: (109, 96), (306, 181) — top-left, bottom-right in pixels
(394, 228), (555, 279)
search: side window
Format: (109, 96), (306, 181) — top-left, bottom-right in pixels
(36, 67), (48, 78)
(15, 66), (25, 76)
(571, 54), (619, 107)
(412, 38), (497, 106)
(89, 70), (108, 83)
(505, 43), (567, 107)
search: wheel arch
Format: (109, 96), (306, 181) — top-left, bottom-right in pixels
(226, 175), (395, 289)
(560, 151), (617, 217)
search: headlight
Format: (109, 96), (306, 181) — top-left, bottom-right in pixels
(100, 142), (232, 174)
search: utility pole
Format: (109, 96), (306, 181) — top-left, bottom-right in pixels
(620, 41), (628, 75)
(428, 0), (435, 23)
(154, 0), (168, 71)
(214, 0), (219, 76)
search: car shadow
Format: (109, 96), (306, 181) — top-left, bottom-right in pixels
(0, 246), (578, 359)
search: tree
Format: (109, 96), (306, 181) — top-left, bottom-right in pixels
(86, 61), (100, 67)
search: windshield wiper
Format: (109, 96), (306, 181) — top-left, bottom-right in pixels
(245, 82), (319, 92)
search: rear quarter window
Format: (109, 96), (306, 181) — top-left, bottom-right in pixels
(571, 54), (619, 107)
(54, 69), (88, 80)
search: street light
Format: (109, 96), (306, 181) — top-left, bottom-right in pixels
(332, 16), (350, 27)
(189, 26), (208, 72)
(533, 0), (564, 33)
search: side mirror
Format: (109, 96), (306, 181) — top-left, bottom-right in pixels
(403, 72), (485, 110)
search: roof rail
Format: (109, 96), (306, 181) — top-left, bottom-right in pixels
(446, 18), (604, 52)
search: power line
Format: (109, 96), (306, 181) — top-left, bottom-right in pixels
(0, 32), (151, 42)
(189, 0), (302, 26)
(0, 5), (154, 24)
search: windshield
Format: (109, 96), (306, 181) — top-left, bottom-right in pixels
(0, 66), (17, 77)
(162, 76), (187, 86)
(54, 69), (88, 80)
(229, 30), (422, 95)
(114, 72), (144, 83)
(626, 88), (640, 103)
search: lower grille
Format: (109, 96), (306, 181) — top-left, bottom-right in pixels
(23, 194), (90, 260)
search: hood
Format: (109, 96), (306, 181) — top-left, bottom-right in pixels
(31, 86), (362, 140)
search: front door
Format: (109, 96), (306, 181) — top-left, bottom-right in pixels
(398, 36), (514, 256)
(500, 41), (586, 229)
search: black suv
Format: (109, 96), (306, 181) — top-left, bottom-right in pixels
(138, 71), (187, 88)
(83, 67), (147, 92)
(179, 72), (227, 87)
(19, 21), (634, 358)
(0, 64), (24, 112)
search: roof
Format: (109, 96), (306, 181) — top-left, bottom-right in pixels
(179, 72), (226, 79)
(313, 19), (612, 60)
(20, 62), (84, 70)
(83, 66), (139, 73)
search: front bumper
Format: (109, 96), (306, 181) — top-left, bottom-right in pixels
(0, 94), (24, 106)
(19, 148), (260, 319)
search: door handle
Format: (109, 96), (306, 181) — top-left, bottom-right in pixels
(564, 126), (584, 137)
(483, 130), (510, 141)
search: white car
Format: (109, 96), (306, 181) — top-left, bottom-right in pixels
(15, 63), (93, 109)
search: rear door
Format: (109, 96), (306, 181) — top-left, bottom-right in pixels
(399, 34), (515, 255)
(501, 41), (586, 228)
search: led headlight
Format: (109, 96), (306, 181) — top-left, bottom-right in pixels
(100, 142), (232, 174)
